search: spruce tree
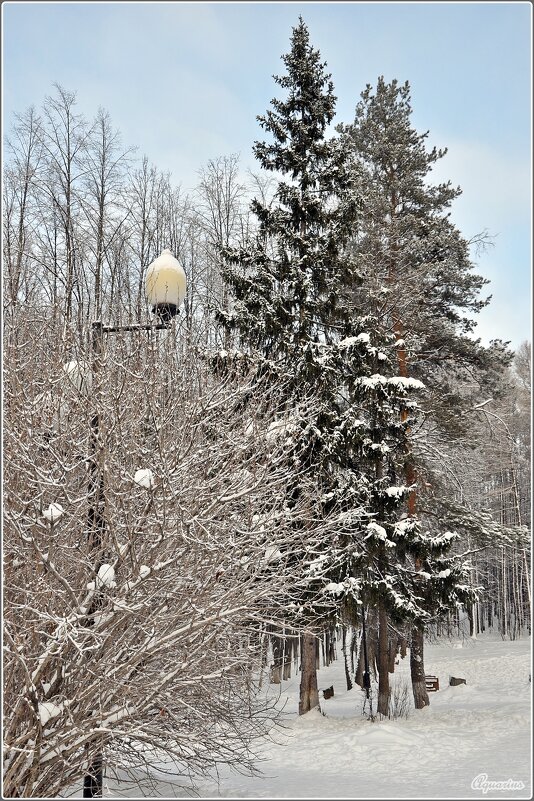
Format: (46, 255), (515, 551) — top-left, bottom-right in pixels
(219, 15), (362, 497)
(219, 17), (368, 714)
(322, 334), (476, 716)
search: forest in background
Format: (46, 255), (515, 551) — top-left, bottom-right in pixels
(3, 18), (530, 799)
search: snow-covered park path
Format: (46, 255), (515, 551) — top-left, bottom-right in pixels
(73, 635), (531, 799)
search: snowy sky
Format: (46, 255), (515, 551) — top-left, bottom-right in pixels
(2, 1), (531, 349)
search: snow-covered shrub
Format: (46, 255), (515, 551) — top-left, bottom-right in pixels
(3, 319), (326, 798)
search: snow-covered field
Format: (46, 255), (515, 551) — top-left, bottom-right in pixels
(69, 635), (531, 799)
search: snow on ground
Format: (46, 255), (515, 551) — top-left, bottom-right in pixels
(68, 635), (531, 799)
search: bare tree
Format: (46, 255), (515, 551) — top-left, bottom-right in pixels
(3, 106), (44, 317)
(3, 307), (335, 797)
(195, 155), (250, 347)
(37, 85), (92, 333)
(124, 156), (161, 323)
(78, 107), (135, 324)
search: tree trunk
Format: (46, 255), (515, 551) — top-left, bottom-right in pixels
(299, 632), (319, 715)
(328, 628), (336, 664)
(501, 546), (508, 639)
(270, 631), (283, 684)
(355, 629), (365, 689)
(377, 601), (390, 716)
(342, 625), (353, 691)
(388, 633), (398, 673)
(410, 624), (429, 709)
(83, 752), (103, 798)
(350, 629), (358, 674)
(283, 635), (292, 681)
(466, 603), (475, 638)
(258, 626), (268, 689)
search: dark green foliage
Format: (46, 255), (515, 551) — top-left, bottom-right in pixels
(219, 22), (483, 630)
(219, 18), (361, 368)
(339, 77), (512, 437)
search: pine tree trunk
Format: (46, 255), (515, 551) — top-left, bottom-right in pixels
(410, 624), (429, 709)
(377, 601), (390, 716)
(299, 632), (319, 715)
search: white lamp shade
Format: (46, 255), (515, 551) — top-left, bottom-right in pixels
(145, 249), (186, 315)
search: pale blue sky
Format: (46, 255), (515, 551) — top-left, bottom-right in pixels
(2, 2), (531, 348)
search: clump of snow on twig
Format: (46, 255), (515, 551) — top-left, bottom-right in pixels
(385, 486), (407, 499)
(365, 521), (388, 540)
(324, 582), (345, 596)
(134, 469), (154, 489)
(38, 701), (63, 727)
(96, 564), (116, 589)
(43, 503), (64, 523)
(263, 545), (282, 564)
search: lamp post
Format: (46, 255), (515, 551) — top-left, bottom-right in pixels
(82, 249), (186, 798)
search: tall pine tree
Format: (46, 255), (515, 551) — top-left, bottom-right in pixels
(339, 77), (510, 706)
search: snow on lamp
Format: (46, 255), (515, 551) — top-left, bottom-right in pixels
(145, 249), (186, 323)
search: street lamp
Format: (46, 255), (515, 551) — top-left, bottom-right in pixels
(83, 249), (186, 798)
(145, 248), (187, 324)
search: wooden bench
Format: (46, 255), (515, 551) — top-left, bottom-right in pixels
(425, 675), (439, 692)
